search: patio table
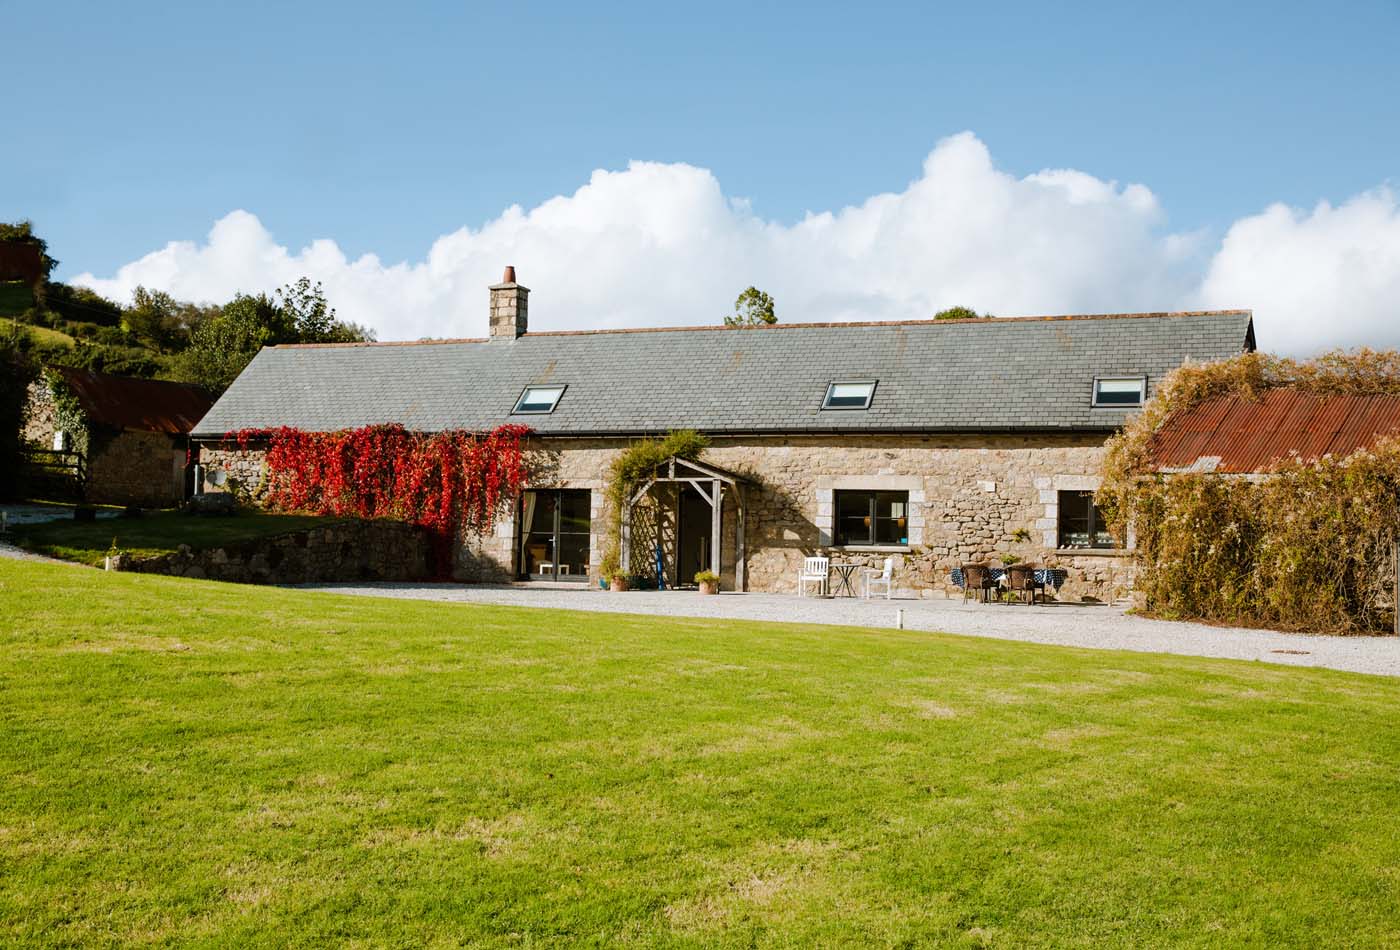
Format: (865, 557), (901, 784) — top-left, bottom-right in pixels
(952, 567), (1068, 602)
(829, 563), (861, 597)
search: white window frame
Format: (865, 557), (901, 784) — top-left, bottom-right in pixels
(822, 380), (877, 411)
(1092, 376), (1147, 408)
(512, 384), (566, 415)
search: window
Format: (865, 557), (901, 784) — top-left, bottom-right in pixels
(1093, 377), (1146, 407)
(513, 384), (565, 414)
(1057, 490), (1115, 549)
(822, 381), (876, 410)
(518, 489), (591, 582)
(835, 490), (909, 546)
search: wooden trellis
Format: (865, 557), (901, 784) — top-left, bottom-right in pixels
(620, 456), (747, 591)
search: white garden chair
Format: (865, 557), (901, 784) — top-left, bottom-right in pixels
(863, 557), (894, 600)
(797, 556), (829, 597)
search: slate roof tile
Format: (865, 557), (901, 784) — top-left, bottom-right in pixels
(193, 311), (1255, 437)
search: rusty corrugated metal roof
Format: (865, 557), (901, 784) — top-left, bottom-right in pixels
(1149, 389), (1400, 473)
(53, 367), (216, 435)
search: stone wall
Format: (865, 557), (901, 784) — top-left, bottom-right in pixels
(197, 432), (1134, 601)
(22, 381), (56, 446)
(117, 519), (430, 584)
(86, 429), (185, 508)
(199, 444), (268, 498)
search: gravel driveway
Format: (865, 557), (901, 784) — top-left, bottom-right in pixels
(295, 582), (1400, 678)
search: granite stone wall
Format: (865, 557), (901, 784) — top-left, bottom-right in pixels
(86, 429), (184, 508)
(22, 381), (56, 446)
(116, 519), (430, 584)
(198, 433), (1133, 601)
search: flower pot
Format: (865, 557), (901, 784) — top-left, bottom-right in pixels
(698, 580), (719, 595)
(609, 576), (630, 592)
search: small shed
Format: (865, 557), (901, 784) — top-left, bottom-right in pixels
(24, 368), (216, 507)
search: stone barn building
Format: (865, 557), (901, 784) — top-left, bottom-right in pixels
(191, 271), (1255, 601)
(25, 367), (214, 508)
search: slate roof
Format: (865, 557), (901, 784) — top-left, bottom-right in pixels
(192, 310), (1256, 438)
(1149, 389), (1400, 473)
(54, 367), (215, 435)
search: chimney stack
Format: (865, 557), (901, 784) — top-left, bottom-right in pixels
(489, 266), (529, 340)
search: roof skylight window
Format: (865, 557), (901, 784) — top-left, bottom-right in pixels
(1092, 377), (1146, 407)
(513, 385), (566, 414)
(822, 381), (877, 410)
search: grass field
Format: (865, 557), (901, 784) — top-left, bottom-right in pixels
(23, 323), (76, 348)
(14, 509), (342, 566)
(3, 559), (1400, 946)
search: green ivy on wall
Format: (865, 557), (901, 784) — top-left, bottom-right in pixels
(44, 370), (89, 459)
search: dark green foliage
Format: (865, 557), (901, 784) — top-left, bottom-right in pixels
(0, 328), (38, 500)
(42, 282), (122, 327)
(169, 281), (373, 393)
(276, 277), (373, 344)
(0, 280), (34, 316)
(34, 339), (164, 378)
(723, 287), (777, 327)
(933, 305), (985, 320)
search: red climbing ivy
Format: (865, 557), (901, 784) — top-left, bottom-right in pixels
(227, 424), (532, 569)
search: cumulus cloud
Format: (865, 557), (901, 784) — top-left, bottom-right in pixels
(72, 132), (1400, 355)
(1196, 188), (1400, 354)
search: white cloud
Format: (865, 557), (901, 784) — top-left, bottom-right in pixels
(1196, 188), (1400, 354)
(72, 132), (1400, 355)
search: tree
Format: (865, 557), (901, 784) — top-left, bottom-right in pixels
(169, 293), (285, 392)
(122, 286), (183, 351)
(723, 287), (777, 327)
(276, 277), (374, 344)
(933, 306), (987, 321)
(43, 282), (122, 328)
(169, 279), (373, 393)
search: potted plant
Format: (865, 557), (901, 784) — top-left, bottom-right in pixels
(999, 553), (1022, 566)
(609, 573), (631, 592)
(694, 570), (720, 595)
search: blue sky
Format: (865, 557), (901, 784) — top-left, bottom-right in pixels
(6, 1), (1400, 353)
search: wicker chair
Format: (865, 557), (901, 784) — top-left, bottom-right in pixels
(960, 564), (998, 603)
(1006, 564), (1044, 604)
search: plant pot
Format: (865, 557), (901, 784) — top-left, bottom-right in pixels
(698, 580), (719, 595)
(609, 576), (630, 592)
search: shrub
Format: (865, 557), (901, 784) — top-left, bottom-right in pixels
(1099, 349), (1400, 634)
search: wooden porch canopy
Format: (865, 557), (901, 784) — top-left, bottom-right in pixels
(619, 456), (749, 591)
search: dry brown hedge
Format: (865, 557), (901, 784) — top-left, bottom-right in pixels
(1098, 350), (1400, 634)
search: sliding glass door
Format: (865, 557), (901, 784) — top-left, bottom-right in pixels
(519, 489), (590, 582)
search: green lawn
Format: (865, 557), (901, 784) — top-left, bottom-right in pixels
(3, 560), (1399, 946)
(14, 509), (342, 566)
